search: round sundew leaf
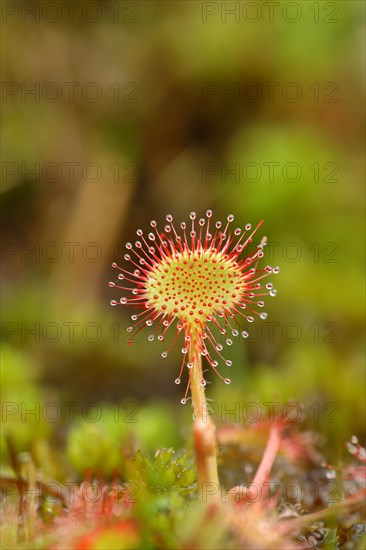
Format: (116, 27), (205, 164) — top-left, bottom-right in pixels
(109, 212), (276, 393)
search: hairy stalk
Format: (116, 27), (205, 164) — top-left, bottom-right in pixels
(190, 329), (219, 492)
(189, 330), (207, 420)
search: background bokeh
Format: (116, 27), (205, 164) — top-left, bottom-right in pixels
(1, 0), (365, 476)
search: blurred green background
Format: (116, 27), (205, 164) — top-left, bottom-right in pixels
(1, 0), (364, 475)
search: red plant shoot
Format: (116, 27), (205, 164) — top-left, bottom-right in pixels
(109, 210), (278, 419)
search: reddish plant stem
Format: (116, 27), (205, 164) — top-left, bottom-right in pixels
(228, 424), (282, 504)
(252, 424), (281, 495)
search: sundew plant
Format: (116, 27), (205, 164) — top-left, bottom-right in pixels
(109, 211), (279, 486)
(110, 211), (278, 410)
